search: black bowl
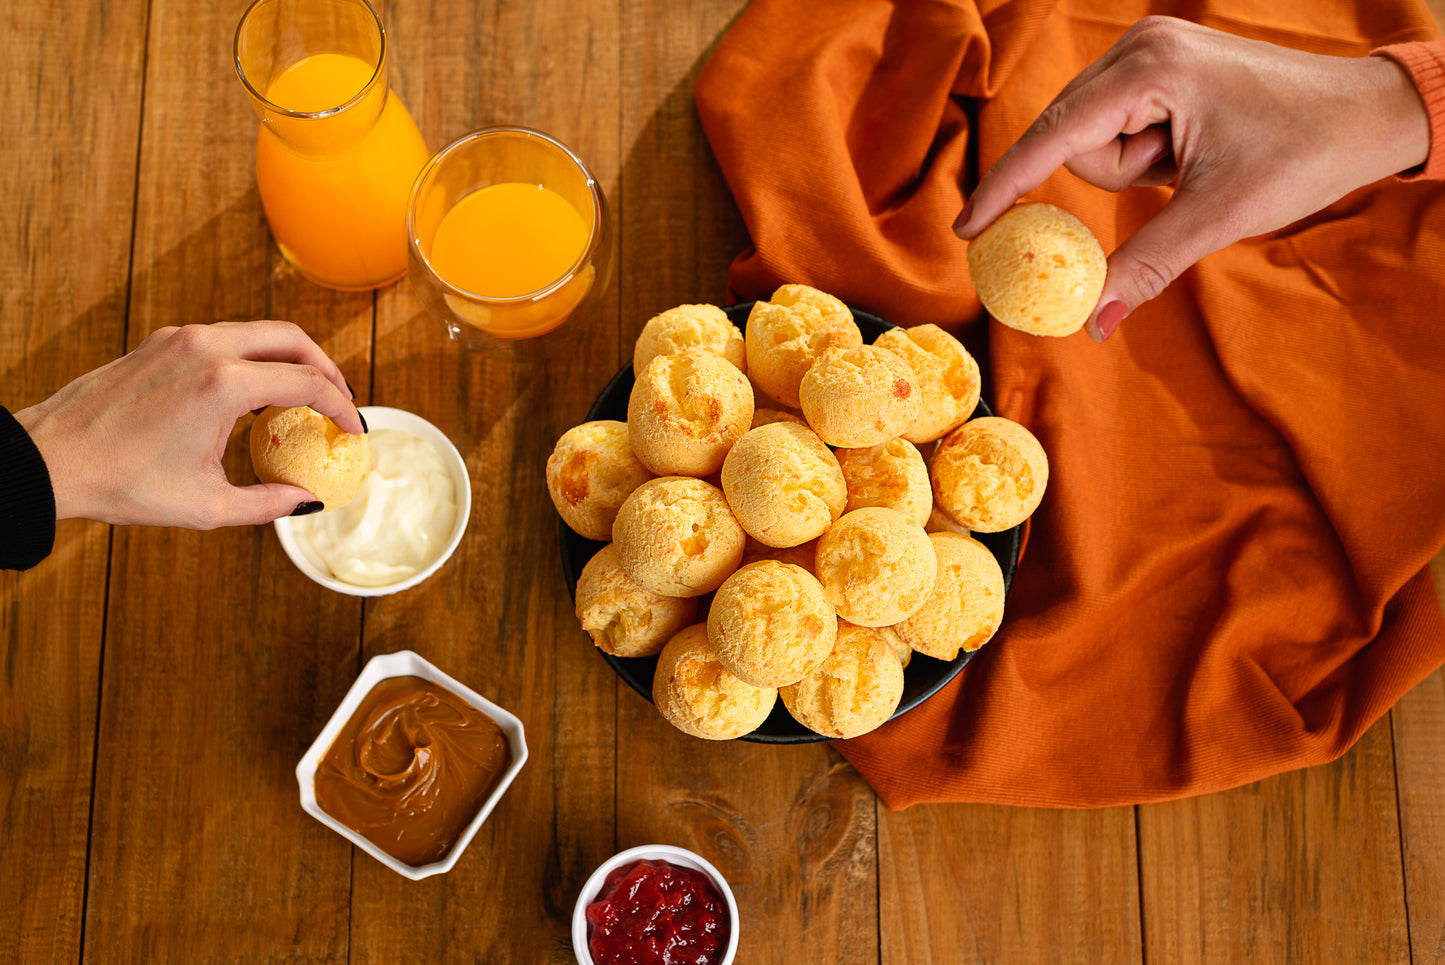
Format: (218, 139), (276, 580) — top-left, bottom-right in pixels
(559, 303), (1022, 743)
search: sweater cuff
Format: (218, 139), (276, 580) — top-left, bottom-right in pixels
(1373, 40), (1445, 181)
(0, 406), (57, 570)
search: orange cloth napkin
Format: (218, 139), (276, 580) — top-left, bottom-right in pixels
(696, 0), (1445, 808)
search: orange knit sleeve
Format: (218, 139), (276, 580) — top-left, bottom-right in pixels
(1373, 39), (1445, 181)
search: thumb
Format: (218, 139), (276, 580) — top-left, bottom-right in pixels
(1087, 185), (1239, 341)
(202, 482), (322, 528)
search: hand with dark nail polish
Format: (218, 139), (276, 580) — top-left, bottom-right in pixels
(12, 320), (363, 533)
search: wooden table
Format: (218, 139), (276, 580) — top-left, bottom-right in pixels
(4, 1), (1444, 961)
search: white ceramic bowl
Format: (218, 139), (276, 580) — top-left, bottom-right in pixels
(295, 650), (528, 880)
(272, 405), (471, 596)
(571, 843), (739, 964)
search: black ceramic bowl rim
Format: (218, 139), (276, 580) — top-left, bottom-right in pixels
(558, 302), (1022, 744)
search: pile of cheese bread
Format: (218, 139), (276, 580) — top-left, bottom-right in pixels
(548, 284), (1048, 741)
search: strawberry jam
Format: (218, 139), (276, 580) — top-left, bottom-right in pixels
(585, 858), (730, 965)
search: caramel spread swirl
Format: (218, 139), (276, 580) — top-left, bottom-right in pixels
(315, 675), (511, 867)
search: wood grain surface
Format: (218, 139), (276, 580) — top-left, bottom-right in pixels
(2, 0), (1443, 963)
(1, 1), (147, 961)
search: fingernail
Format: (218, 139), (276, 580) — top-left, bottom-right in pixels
(1096, 300), (1128, 340)
(344, 378), (355, 400)
(357, 409), (368, 434)
(290, 501), (324, 516)
(952, 200), (974, 237)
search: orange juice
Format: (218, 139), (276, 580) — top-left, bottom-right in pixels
(426, 182), (593, 336)
(429, 183), (589, 297)
(255, 53), (430, 290)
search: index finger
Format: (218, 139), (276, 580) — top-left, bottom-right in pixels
(209, 320), (355, 401)
(236, 360), (365, 435)
(955, 51), (1170, 237)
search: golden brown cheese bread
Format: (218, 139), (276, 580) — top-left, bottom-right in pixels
(924, 505), (972, 536)
(744, 284), (862, 408)
(889, 532), (1005, 660)
(627, 350), (754, 477)
(798, 345), (921, 448)
(653, 624), (778, 740)
(750, 407), (807, 430)
(574, 543), (698, 658)
(706, 560), (837, 687)
(747, 380), (807, 418)
(546, 420), (654, 541)
(781, 621), (905, 739)
(249, 405), (368, 510)
(931, 416), (1048, 533)
(611, 476), (745, 597)
(966, 202), (1106, 337)
(633, 303), (746, 376)
(836, 438), (932, 527)
(876, 625), (912, 669)
(873, 325), (981, 443)
(720, 422), (846, 548)
(740, 536), (819, 575)
(814, 506), (937, 627)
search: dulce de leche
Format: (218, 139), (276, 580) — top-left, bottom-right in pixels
(314, 674), (512, 868)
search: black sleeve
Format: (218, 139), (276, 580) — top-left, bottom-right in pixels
(0, 406), (57, 570)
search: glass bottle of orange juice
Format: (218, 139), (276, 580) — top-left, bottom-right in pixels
(235, 0), (430, 291)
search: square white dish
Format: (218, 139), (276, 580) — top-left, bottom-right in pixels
(295, 649), (528, 880)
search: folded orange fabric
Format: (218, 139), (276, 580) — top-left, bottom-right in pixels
(696, 0), (1445, 808)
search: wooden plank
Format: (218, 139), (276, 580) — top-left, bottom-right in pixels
(0, 0), (147, 961)
(1138, 717), (1409, 964)
(343, 0), (626, 960)
(618, 0), (754, 327)
(606, 4), (883, 965)
(618, 736), (880, 964)
(879, 804), (1141, 964)
(1395, 662), (1445, 964)
(80, 0), (371, 960)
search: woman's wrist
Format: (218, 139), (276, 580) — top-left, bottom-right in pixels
(1364, 53), (1432, 177)
(14, 403), (86, 522)
(1370, 42), (1443, 179)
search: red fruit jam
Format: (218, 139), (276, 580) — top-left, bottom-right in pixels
(585, 858), (730, 965)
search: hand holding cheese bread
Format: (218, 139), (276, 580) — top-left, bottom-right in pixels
(15, 320), (363, 529)
(954, 16), (1433, 341)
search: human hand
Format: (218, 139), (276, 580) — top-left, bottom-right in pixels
(953, 16), (1431, 340)
(14, 320), (364, 529)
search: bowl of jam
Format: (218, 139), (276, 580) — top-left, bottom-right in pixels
(295, 650), (528, 880)
(571, 843), (738, 965)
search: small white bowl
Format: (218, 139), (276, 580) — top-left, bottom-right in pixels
(272, 405), (471, 596)
(571, 843), (739, 964)
(295, 650), (528, 880)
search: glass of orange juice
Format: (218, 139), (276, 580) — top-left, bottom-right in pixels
(406, 128), (612, 344)
(234, 0), (430, 291)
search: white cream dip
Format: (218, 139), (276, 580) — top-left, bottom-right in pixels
(294, 428), (458, 587)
